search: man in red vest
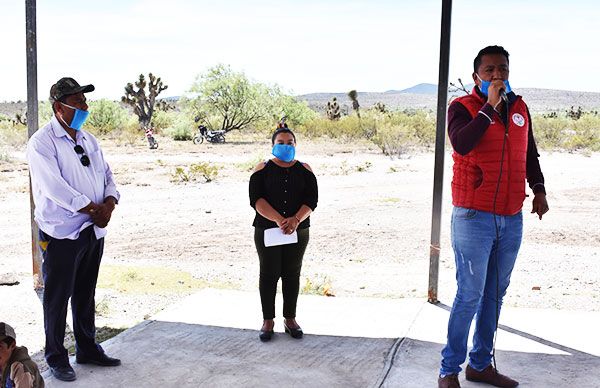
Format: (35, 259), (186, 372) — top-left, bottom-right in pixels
(438, 46), (549, 388)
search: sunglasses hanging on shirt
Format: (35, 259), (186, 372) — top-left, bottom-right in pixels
(74, 145), (90, 167)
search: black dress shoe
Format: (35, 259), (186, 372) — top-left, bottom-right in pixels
(259, 329), (274, 342)
(76, 352), (121, 366)
(283, 321), (303, 339)
(50, 365), (77, 381)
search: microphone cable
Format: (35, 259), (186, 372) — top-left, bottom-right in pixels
(490, 92), (510, 372)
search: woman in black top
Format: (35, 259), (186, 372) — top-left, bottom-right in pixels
(248, 128), (318, 342)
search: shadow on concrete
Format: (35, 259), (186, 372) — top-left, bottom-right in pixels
(433, 301), (597, 358)
(382, 337), (600, 388)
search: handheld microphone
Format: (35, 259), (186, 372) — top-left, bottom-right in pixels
(500, 89), (508, 103)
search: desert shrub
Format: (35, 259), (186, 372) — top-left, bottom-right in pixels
(166, 115), (194, 141)
(533, 113), (600, 151)
(236, 154), (267, 172)
(564, 115), (600, 151)
(295, 109), (435, 157)
(86, 99), (127, 135)
(151, 109), (177, 132)
(297, 115), (366, 139)
(0, 122), (27, 148)
(171, 162), (220, 183)
(533, 116), (570, 149)
(301, 274), (335, 296)
(111, 117), (141, 147)
(0, 147), (11, 162)
(371, 123), (417, 157)
(296, 110), (435, 151)
(395, 110), (436, 146)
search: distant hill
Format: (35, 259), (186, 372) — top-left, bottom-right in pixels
(298, 84), (600, 113)
(385, 83), (439, 95)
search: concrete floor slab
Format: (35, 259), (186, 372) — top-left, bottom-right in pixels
(42, 289), (600, 387)
(44, 320), (394, 387)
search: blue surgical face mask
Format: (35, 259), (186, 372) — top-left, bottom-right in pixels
(59, 102), (90, 131)
(476, 74), (512, 96)
(272, 143), (295, 163)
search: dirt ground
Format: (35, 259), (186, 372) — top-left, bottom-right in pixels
(1, 133), (598, 369)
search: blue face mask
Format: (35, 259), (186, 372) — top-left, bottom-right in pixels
(476, 74), (512, 96)
(272, 144), (295, 162)
(60, 102), (90, 131)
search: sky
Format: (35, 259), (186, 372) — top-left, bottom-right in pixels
(1, 0), (599, 101)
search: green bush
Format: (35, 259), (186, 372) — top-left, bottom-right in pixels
(274, 95), (319, 127)
(86, 99), (127, 135)
(39, 101), (53, 123)
(166, 116), (194, 141)
(152, 109), (177, 132)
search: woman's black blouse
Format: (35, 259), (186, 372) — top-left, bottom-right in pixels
(249, 160), (318, 229)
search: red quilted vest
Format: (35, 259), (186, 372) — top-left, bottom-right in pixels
(451, 89), (529, 215)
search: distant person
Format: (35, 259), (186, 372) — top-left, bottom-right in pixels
(249, 128), (318, 341)
(26, 77), (121, 382)
(0, 322), (44, 388)
(438, 46), (549, 388)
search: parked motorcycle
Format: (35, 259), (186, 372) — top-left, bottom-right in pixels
(193, 125), (226, 144)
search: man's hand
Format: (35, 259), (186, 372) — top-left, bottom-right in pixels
(487, 79), (506, 109)
(92, 197), (117, 228)
(80, 198), (116, 228)
(531, 193), (549, 220)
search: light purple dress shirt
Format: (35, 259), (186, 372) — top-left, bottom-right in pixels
(26, 116), (120, 240)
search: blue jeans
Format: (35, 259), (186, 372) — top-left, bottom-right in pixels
(440, 206), (522, 376)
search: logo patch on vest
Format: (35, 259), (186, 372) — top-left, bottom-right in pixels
(512, 113), (525, 127)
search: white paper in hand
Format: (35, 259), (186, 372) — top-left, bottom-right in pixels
(264, 227), (298, 247)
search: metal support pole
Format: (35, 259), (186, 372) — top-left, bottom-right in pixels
(26, 0), (43, 289)
(428, 0), (452, 304)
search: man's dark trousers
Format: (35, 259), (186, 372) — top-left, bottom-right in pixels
(40, 225), (104, 368)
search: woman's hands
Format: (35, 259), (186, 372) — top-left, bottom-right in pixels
(277, 216), (300, 235)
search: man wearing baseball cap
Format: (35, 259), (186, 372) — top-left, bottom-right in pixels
(26, 77), (121, 382)
(0, 322), (44, 388)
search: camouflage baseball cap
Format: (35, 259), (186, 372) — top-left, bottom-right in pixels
(49, 77), (95, 102)
(0, 322), (16, 342)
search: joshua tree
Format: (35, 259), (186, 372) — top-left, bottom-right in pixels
(566, 106), (584, 120)
(373, 101), (387, 114)
(14, 112), (27, 126)
(347, 90), (361, 118)
(326, 97), (341, 120)
(122, 73), (168, 130)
